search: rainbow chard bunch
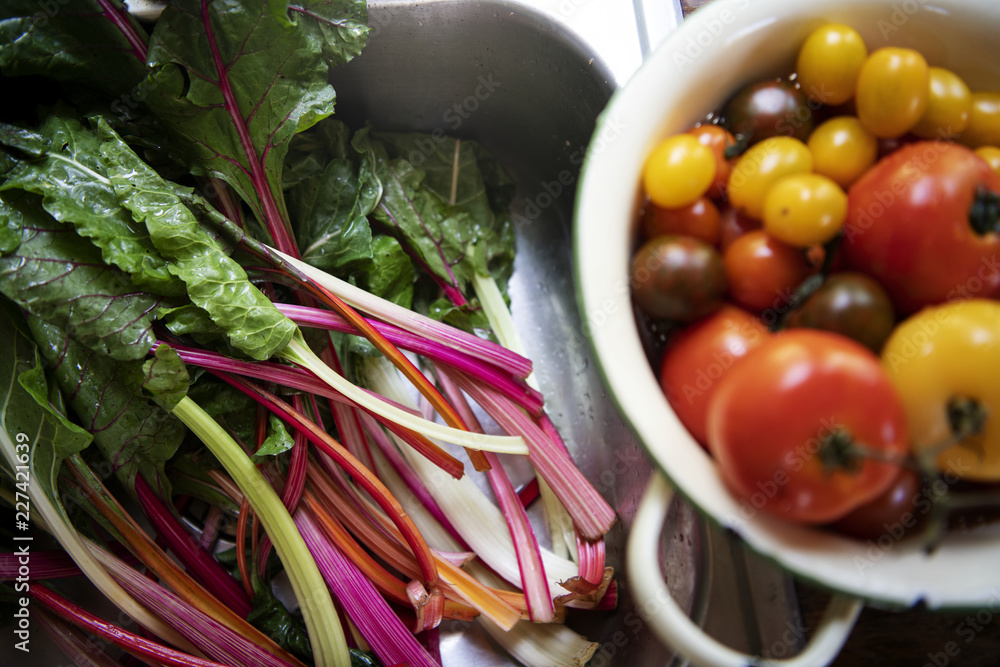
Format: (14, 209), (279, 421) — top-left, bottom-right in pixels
(0, 1), (616, 666)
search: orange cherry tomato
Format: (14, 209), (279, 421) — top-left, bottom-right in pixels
(688, 124), (737, 200)
(722, 230), (813, 313)
(642, 197), (722, 246)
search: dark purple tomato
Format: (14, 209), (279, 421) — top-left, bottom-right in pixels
(785, 272), (896, 353)
(832, 467), (925, 541)
(631, 235), (727, 323)
(723, 79), (815, 145)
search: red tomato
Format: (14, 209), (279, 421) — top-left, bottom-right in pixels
(659, 305), (770, 447)
(706, 329), (909, 524)
(688, 124), (737, 200)
(642, 197), (722, 246)
(722, 230), (813, 313)
(841, 141), (1000, 314)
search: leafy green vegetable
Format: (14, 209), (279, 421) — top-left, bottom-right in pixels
(143, 0), (366, 251)
(0, 191), (162, 361)
(26, 315), (185, 493)
(141, 345), (191, 412)
(0, 297), (91, 508)
(287, 120), (380, 273)
(0, 109), (185, 297)
(98, 120), (298, 360)
(247, 577), (313, 662)
(0, 0), (149, 98)
(252, 415), (295, 463)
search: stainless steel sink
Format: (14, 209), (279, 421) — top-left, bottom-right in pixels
(329, 2), (796, 665)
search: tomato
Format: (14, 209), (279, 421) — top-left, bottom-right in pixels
(795, 23), (868, 106)
(913, 67), (972, 139)
(718, 205), (762, 251)
(723, 230), (813, 313)
(785, 272), (896, 353)
(727, 136), (813, 220)
(687, 124), (737, 200)
(642, 197), (722, 246)
(707, 329), (909, 524)
(807, 116), (878, 188)
(631, 235), (727, 322)
(722, 79), (813, 145)
(881, 299), (1000, 482)
(643, 134), (716, 209)
(959, 92), (1000, 148)
(855, 47), (929, 138)
(763, 173), (847, 247)
(841, 141), (1000, 314)
(831, 467), (925, 540)
(659, 305), (769, 447)
(975, 146), (1000, 177)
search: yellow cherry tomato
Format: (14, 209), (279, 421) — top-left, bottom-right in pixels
(913, 67), (972, 139)
(807, 116), (878, 188)
(855, 47), (929, 138)
(959, 91), (1000, 148)
(795, 23), (868, 106)
(762, 173), (847, 247)
(975, 146), (1000, 177)
(881, 299), (1000, 481)
(643, 134), (716, 209)
(727, 136), (813, 220)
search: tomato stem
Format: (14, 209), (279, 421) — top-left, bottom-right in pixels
(968, 186), (1000, 236)
(946, 395), (988, 441)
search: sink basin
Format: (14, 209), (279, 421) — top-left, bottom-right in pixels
(328, 1), (707, 664)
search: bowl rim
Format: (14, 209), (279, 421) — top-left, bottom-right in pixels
(573, 0), (1000, 611)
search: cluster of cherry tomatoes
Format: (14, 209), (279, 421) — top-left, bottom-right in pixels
(633, 23), (1000, 538)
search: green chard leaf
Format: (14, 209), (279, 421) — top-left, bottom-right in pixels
(0, 111), (185, 297)
(141, 344), (190, 413)
(0, 191), (162, 361)
(0, 0), (149, 98)
(97, 120), (297, 360)
(287, 120), (380, 273)
(288, 0), (369, 69)
(26, 315), (185, 495)
(143, 0), (354, 251)
(252, 414), (294, 463)
(0, 298), (92, 510)
(369, 132), (517, 301)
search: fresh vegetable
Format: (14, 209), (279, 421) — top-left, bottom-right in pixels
(727, 136), (813, 220)
(722, 229), (813, 313)
(0, 2), (616, 666)
(806, 116), (878, 188)
(706, 330), (909, 524)
(785, 272), (895, 353)
(631, 235), (727, 322)
(762, 172), (847, 247)
(842, 141), (1000, 314)
(881, 299), (1000, 481)
(658, 305), (769, 447)
(913, 67), (972, 138)
(794, 23), (867, 106)
(722, 78), (813, 144)
(642, 134), (716, 208)
(855, 47), (930, 138)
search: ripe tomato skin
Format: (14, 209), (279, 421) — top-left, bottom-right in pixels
(975, 146), (1000, 177)
(688, 124), (737, 200)
(659, 305), (770, 447)
(728, 136), (813, 220)
(763, 173), (847, 247)
(841, 141), (1000, 314)
(913, 67), (972, 139)
(881, 299), (1000, 482)
(643, 134), (716, 209)
(707, 329), (909, 524)
(808, 116), (879, 188)
(959, 92), (1000, 148)
(831, 467), (924, 540)
(642, 197), (722, 246)
(723, 230), (813, 313)
(785, 272), (896, 354)
(855, 47), (929, 138)
(718, 205), (763, 251)
(631, 235), (727, 322)
(723, 79), (814, 145)
(795, 23), (868, 106)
